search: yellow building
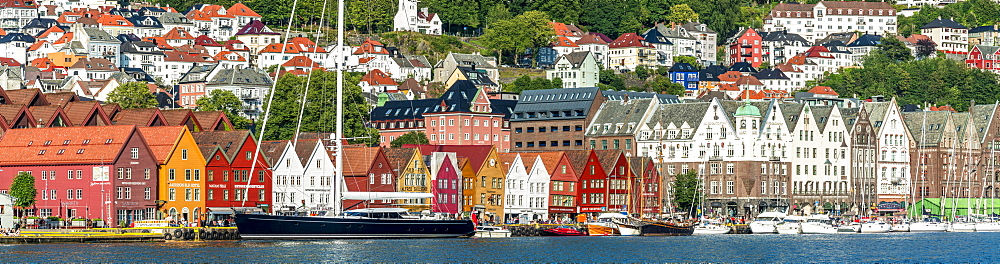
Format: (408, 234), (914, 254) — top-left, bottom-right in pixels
(415, 145), (506, 220)
(384, 148), (432, 212)
(138, 126), (207, 223)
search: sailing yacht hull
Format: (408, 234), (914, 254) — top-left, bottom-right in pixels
(235, 214), (476, 239)
(974, 222), (1000, 232)
(910, 222), (949, 232)
(950, 222), (977, 232)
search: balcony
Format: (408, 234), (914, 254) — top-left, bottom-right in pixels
(741, 53), (753, 57)
(805, 23), (814, 27)
(741, 44), (752, 48)
(709, 156), (722, 161)
(770, 156), (782, 161)
(887, 21), (896, 25)
(856, 21), (867, 25)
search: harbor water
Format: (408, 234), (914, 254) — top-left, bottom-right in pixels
(4, 232), (1000, 262)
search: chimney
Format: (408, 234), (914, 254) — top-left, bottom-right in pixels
(37, 119), (44, 128)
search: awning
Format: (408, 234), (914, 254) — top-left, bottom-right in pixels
(207, 207), (234, 214)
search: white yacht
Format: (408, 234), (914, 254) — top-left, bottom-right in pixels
(775, 215), (805, 234)
(474, 226), (511, 238)
(749, 211), (786, 234)
(891, 221), (910, 232)
(837, 222), (861, 233)
(801, 214), (838, 234)
(950, 222), (977, 232)
(860, 220), (891, 233)
(693, 219), (731, 235)
(974, 221), (1000, 232)
(910, 217), (950, 232)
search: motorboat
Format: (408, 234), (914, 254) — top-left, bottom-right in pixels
(801, 214), (838, 234)
(474, 226), (511, 238)
(540, 227), (587, 236)
(587, 213), (628, 236)
(860, 220), (891, 233)
(837, 222), (861, 233)
(909, 217), (949, 232)
(236, 207), (476, 239)
(693, 219), (731, 235)
(950, 222), (977, 232)
(775, 215), (805, 234)
(749, 211), (786, 234)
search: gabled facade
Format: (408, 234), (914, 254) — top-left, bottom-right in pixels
(138, 126), (206, 222)
(545, 51), (599, 88)
(392, 0), (442, 35)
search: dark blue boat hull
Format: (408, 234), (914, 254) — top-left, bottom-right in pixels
(235, 214), (476, 239)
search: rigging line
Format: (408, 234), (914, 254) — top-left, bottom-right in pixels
(243, 0), (301, 208)
(335, 0), (346, 214)
(293, 0), (330, 146)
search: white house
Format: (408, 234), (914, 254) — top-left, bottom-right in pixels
(0, 192), (14, 229)
(546, 51), (599, 88)
(763, 1), (897, 43)
(787, 104), (851, 205)
(920, 18), (968, 53)
(392, 0), (442, 35)
(501, 153), (549, 222)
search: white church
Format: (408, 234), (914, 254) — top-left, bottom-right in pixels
(393, 0), (443, 35)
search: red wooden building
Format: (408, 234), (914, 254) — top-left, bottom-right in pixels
(966, 45), (1000, 73)
(728, 27), (763, 67)
(537, 151), (578, 218)
(193, 130), (272, 212)
(630, 157), (661, 217)
(339, 146), (395, 209)
(0, 126), (159, 227)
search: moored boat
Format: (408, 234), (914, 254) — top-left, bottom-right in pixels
(860, 220), (891, 233)
(540, 227), (587, 236)
(474, 226), (511, 238)
(837, 222), (861, 233)
(974, 221), (1000, 232)
(693, 219), (731, 235)
(749, 211), (786, 234)
(950, 222), (977, 232)
(910, 217), (949, 232)
(633, 219), (695, 236)
(235, 208), (476, 239)
(801, 214), (838, 234)
(775, 215), (804, 234)
(891, 222), (910, 232)
(586, 213), (628, 236)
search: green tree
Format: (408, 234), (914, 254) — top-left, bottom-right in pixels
(346, 0), (396, 33)
(484, 3), (511, 28)
(9, 172), (36, 217)
(645, 76), (686, 95)
(634, 65), (651, 79)
(671, 171), (702, 216)
(107, 82), (157, 109)
(505, 76), (561, 93)
(599, 69), (625, 90)
(666, 4), (699, 24)
(673, 56), (704, 69)
(196, 90), (253, 130)
(390, 131), (430, 147)
(423, 0), (481, 27)
(480, 11), (555, 65)
(261, 71), (380, 145)
(915, 39), (937, 59)
(871, 35), (913, 63)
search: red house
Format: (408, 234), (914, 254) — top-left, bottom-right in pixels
(339, 146), (395, 209)
(967, 45), (1000, 73)
(0, 126), (159, 227)
(427, 151), (461, 214)
(728, 27), (763, 67)
(629, 157), (660, 217)
(192, 130), (272, 212)
(537, 151), (578, 218)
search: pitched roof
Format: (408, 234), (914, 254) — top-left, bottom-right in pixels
(609, 33), (653, 48)
(593, 150), (623, 176)
(921, 18), (967, 29)
(259, 140), (288, 165)
(552, 36), (579, 47)
(409, 145), (494, 173)
(227, 3), (261, 17)
(235, 19), (277, 36)
(575, 33), (608, 45)
(587, 98), (654, 137)
(193, 35), (222, 46)
(0, 125), (142, 166)
(162, 27), (195, 40)
(192, 111), (233, 131)
(6, 88), (47, 106)
(136, 126), (186, 163)
(360, 69), (398, 86)
(62, 101), (108, 126)
(383, 147), (418, 174)
(192, 130), (250, 159)
(339, 146), (380, 176)
(807, 86), (839, 96)
(281, 55), (319, 67)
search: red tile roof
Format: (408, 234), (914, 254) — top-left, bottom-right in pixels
(6, 88), (48, 106)
(807, 86), (839, 96)
(227, 3), (261, 17)
(63, 101), (109, 126)
(408, 145), (495, 173)
(96, 14), (133, 27)
(191, 111), (233, 131)
(137, 126), (185, 163)
(552, 37), (579, 47)
(0, 57), (21, 66)
(609, 33), (653, 48)
(281, 56), (319, 67)
(112, 108), (166, 127)
(353, 38), (389, 55)
(193, 35), (223, 46)
(163, 27), (195, 40)
(338, 146), (381, 176)
(259, 43), (303, 54)
(360, 69), (398, 86)
(36, 26), (63, 39)
(213, 51), (246, 62)
(0, 125), (142, 166)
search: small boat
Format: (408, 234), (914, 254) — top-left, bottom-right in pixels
(540, 227), (587, 236)
(610, 217), (642, 236)
(860, 220), (891, 233)
(693, 219), (731, 235)
(587, 213), (628, 236)
(950, 222), (977, 232)
(910, 217), (949, 232)
(837, 222), (861, 233)
(633, 219), (695, 236)
(801, 214), (838, 234)
(474, 226), (511, 238)
(775, 215), (804, 234)
(749, 211), (786, 234)
(974, 221), (1000, 232)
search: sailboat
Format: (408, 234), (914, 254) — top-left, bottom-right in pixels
(976, 147), (1000, 232)
(910, 110), (948, 232)
(234, 0), (474, 239)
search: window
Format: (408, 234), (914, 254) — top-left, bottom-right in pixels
(168, 188), (176, 201)
(726, 181), (734, 194)
(130, 147), (139, 159)
(168, 169), (175, 181)
(185, 169), (192, 181)
(181, 149), (188, 160)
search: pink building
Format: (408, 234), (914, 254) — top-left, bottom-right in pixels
(371, 80), (516, 152)
(427, 152), (461, 214)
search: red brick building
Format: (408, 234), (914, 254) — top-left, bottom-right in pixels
(0, 126), (159, 227)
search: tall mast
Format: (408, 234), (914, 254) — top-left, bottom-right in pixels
(334, 0), (345, 214)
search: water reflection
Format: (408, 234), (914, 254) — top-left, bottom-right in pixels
(4, 233), (1000, 262)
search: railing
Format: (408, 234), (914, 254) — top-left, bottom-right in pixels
(709, 156), (722, 161)
(769, 156), (781, 161)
